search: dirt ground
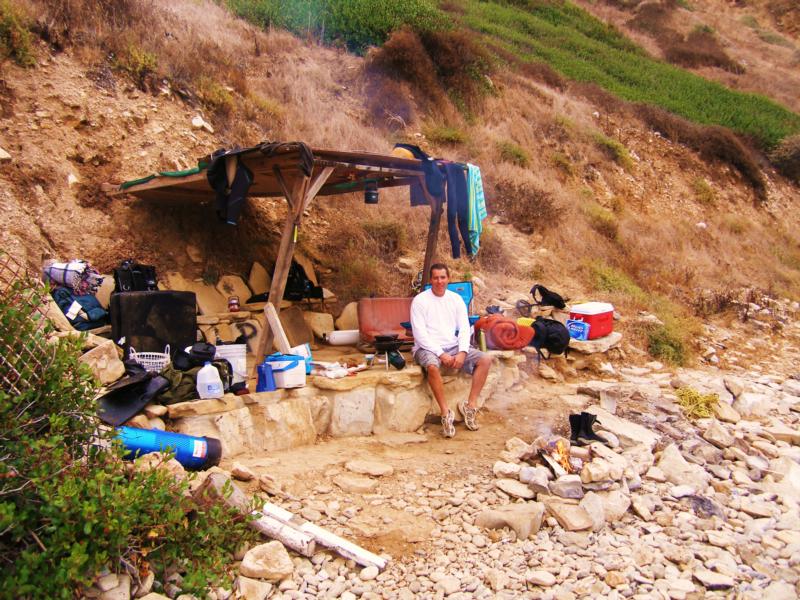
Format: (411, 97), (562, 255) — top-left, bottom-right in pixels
(222, 369), (581, 556)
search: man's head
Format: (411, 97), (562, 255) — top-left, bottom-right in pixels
(429, 263), (450, 297)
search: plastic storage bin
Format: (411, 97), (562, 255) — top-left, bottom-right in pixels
(569, 302), (614, 340)
(290, 343), (313, 375)
(264, 353), (306, 388)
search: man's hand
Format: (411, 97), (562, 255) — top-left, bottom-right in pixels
(439, 353), (455, 368)
(452, 351), (466, 370)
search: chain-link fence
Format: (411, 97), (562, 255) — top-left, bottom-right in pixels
(0, 253), (52, 396)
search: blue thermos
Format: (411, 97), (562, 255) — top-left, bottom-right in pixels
(256, 361), (276, 392)
(116, 426), (222, 471)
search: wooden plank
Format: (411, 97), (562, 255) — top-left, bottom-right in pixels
(273, 165), (295, 211)
(421, 176), (444, 288)
(264, 302), (292, 354)
(313, 159), (420, 178)
(107, 171), (207, 196)
(301, 166), (334, 211)
(262, 502), (388, 570)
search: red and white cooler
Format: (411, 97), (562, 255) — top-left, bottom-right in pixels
(569, 302), (614, 340)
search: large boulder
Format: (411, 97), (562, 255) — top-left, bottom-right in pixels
(335, 302), (359, 330)
(657, 444), (709, 490)
(475, 502), (545, 539)
(79, 340), (125, 384)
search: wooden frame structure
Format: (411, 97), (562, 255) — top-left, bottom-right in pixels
(104, 142), (444, 362)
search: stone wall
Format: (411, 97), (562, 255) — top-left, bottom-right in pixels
(169, 351), (526, 458)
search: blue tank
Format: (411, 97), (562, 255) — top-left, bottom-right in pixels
(117, 426), (222, 471)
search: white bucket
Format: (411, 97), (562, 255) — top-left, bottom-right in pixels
(214, 344), (247, 385)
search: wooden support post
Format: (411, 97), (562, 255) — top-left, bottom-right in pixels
(421, 178), (443, 288)
(254, 167), (333, 363)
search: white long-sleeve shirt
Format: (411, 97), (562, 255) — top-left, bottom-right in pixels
(410, 289), (470, 356)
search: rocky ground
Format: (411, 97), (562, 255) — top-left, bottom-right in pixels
(89, 310), (800, 600)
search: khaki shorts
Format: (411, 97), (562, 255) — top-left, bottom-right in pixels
(414, 345), (485, 375)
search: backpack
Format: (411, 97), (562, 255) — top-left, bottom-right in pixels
(284, 261), (323, 302)
(532, 316), (570, 359)
(530, 284), (566, 309)
(113, 259), (158, 293)
(158, 359), (233, 405)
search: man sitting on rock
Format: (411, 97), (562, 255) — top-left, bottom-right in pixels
(410, 263), (493, 438)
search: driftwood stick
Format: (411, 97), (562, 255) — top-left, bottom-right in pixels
(262, 502), (388, 570)
(194, 473), (315, 556)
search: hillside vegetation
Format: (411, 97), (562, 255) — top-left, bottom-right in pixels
(1, 0), (799, 364)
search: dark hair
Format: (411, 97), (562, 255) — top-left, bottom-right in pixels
(429, 263), (449, 277)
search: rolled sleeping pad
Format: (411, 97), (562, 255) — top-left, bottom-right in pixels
(116, 426), (222, 471)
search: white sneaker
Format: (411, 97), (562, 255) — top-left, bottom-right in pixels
(458, 400), (479, 431)
(441, 410), (455, 438)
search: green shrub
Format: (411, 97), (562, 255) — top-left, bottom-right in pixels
(586, 260), (647, 304)
(197, 76), (235, 115)
(740, 15), (759, 29)
(497, 139), (530, 167)
(592, 132), (634, 170)
(424, 124), (467, 145)
(583, 201), (619, 240)
(114, 43), (158, 88)
(551, 151), (573, 176)
(0, 276), (255, 597)
(225, 0), (447, 53)
(692, 177), (715, 205)
(757, 30), (793, 48)
(461, 0), (800, 149)
(645, 296), (699, 366)
(0, 0), (35, 66)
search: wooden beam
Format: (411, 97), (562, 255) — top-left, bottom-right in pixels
(421, 176), (443, 288)
(301, 166), (334, 212)
(314, 158), (420, 178)
(255, 175), (310, 362)
(273, 165), (295, 211)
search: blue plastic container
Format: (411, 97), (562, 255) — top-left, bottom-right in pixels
(256, 361), (277, 392)
(116, 426), (221, 471)
(566, 319), (591, 341)
(264, 353), (306, 388)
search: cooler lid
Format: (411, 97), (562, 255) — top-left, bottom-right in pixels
(570, 302), (614, 315)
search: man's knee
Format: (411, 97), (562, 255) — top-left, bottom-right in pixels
(477, 355), (493, 368)
(426, 364), (441, 377)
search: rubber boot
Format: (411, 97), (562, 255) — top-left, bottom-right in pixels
(577, 412), (607, 446)
(568, 414), (582, 444)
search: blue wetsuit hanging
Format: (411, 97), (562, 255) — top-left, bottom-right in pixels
(444, 163), (472, 258)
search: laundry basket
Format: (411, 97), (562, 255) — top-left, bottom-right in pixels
(129, 344), (170, 373)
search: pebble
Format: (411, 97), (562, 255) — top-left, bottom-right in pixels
(359, 566), (379, 581)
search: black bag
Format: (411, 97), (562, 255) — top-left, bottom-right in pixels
(113, 260), (158, 293)
(532, 316), (570, 359)
(284, 261), (323, 302)
(530, 284), (566, 310)
(173, 342), (217, 371)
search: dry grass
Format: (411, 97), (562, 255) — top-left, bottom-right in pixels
(489, 175), (560, 235)
(634, 104), (766, 200)
(770, 133), (800, 182)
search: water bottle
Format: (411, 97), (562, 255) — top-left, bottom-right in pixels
(196, 362), (223, 399)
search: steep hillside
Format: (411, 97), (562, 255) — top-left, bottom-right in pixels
(1, 0), (800, 365)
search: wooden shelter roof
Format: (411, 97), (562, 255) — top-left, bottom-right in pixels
(104, 143), (425, 202)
